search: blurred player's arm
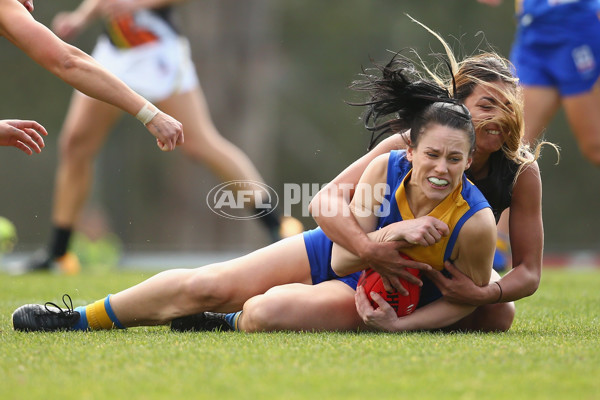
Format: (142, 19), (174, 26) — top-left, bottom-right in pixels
(0, 0), (182, 150)
(97, 0), (188, 18)
(0, 119), (47, 155)
(52, 0), (188, 40)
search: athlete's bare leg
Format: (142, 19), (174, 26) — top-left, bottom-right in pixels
(53, 92), (122, 228)
(109, 235), (313, 327)
(521, 85), (561, 146)
(562, 81), (600, 166)
(158, 87), (266, 188)
(240, 280), (364, 332)
(158, 87), (303, 238)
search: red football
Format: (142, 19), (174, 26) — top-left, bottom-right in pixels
(357, 257), (421, 317)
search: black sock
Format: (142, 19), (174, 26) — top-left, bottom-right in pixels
(257, 209), (280, 231)
(48, 226), (73, 259)
(255, 207), (281, 241)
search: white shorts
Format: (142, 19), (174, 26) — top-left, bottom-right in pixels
(92, 36), (199, 102)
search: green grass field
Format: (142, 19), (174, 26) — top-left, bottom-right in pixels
(1, 268), (598, 400)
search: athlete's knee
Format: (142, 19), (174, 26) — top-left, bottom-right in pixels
(58, 130), (98, 163)
(179, 267), (236, 310)
(240, 295), (283, 333)
(480, 302), (515, 332)
(180, 131), (232, 165)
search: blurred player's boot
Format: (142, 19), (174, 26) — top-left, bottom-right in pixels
(257, 207), (304, 243)
(171, 312), (233, 332)
(278, 216), (304, 239)
(54, 252), (81, 275)
(12, 294), (80, 332)
(6, 249), (80, 275)
(493, 234), (511, 272)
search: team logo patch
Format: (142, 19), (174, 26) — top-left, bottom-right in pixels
(572, 45), (597, 77)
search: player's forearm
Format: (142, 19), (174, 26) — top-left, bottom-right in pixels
(310, 193), (379, 263)
(392, 300), (475, 332)
(45, 44), (149, 118)
(495, 263), (540, 302)
(331, 230), (386, 276)
(69, 0), (103, 24)
(51, 50), (146, 116)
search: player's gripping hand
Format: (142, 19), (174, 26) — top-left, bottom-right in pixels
(360, 241), (431, 295)
(0, 119), (48, 155)
(145, 112), (184, 152)
(425, 260), (488, 306)
(355, 285), (400, 332)
(364, 216), (447, 293)
(51, 11), (87, 41)
(379, 216), (449, 247)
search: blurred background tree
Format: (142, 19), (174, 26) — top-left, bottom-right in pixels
(1, 0), (598, 255)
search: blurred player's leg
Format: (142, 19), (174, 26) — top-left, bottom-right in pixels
(159, 88), (303, 242)
(10, 92), (122, 275)
(562, 82), (600, 166)
(521, 86), (561, 146)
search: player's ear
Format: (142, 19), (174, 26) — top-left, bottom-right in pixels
(465, 155), (473, 170)
(406, 146), (414, 162)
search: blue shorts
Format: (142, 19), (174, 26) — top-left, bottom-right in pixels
(303, 228), (361, 290)
(417, 278), (443, 308)
(511, 8), (600, 96)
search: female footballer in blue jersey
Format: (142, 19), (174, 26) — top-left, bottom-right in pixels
(481, 0), (600, 164)
(12, 50), (500, 333)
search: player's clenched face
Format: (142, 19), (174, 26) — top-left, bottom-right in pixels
(406, 123), (472, 207)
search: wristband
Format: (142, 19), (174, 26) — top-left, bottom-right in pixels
(494, 281), (503, 303)
(135, 102), (159, 125)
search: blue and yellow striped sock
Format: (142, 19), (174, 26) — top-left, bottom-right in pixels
(71, 294), (125, 331)
(224, 311), (242, 331)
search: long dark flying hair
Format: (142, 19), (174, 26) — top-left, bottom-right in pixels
(349, 52), (473, 151)
(351, 16), (559, 174)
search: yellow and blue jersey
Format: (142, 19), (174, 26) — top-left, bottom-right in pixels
(375, 150), (490, 271)
(302, 150), (490, 290)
